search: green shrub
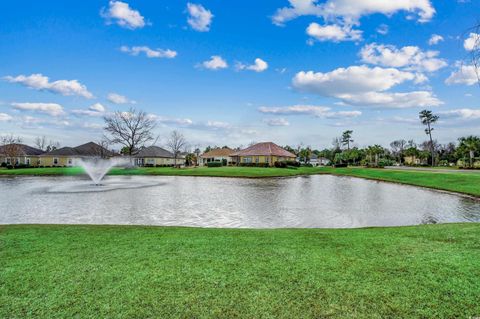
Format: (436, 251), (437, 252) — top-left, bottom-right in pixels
(0, 162), (6, 167)
(207, 161), (222, 167)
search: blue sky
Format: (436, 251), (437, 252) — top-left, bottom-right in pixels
(1, 0), (479, 150)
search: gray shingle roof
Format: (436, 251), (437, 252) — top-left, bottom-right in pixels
(135, 146), (174, 158)
(41, 142), (114, 157)
(0, 144), (44, 156)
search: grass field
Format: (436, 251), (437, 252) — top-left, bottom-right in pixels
(1, 166), (480, 197)
(1, 224), (479, 318)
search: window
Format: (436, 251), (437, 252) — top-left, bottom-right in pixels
(26, 158), (30, 165)
(68, 158), (72, 165)
(255, 156), (259, 163)
(53, 158), (59, 165)
(243, 157), (252, 163)
(265, 157), (269, 163)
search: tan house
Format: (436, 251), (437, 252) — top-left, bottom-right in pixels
(134, 146), (185, 167)
(39, 142), (114, 167)
(0, 144), (44, 167)
(231, 142), (296, 166)
(200, 147), (235, 166)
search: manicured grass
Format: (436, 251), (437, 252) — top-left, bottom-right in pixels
(1, 224), (479, 318)
(2, 166), (480, 197)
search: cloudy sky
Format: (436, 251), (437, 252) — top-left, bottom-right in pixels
(1, 0), (479, 149)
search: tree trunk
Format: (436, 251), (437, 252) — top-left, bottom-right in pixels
(470, 150), (474, 168)
(427, 123), (434, 167)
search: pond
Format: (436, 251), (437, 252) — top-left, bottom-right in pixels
(1, 175), (479, 228)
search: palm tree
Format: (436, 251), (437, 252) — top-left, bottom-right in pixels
(458, 136), (480, 167)
(419, 110), (439, 167)
(341, 130), (353, 150)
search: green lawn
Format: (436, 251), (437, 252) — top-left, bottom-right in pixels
(2, 166), (480, 197)
(1, 224), (479, 318)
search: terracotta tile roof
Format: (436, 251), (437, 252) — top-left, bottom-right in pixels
(231, 142), (296, 158)
(201, 147), (234, 158)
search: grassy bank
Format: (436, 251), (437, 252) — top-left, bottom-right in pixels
(1, 166), (480, 197)
(1, 224), (479, 318)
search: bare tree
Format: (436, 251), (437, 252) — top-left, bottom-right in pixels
(103, 108), (156, 156)
(35, 136), (60, 152)
(34, 136), (47, 151)
(1, 135), (23, 167)
(469, 24), (480, 82)
(166, 130), (187, 167)
(390, 139), (407, 164)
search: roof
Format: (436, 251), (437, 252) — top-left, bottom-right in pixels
(41, 142), (114, 157)
(231, 142), (296, 158)
(135, 146), (174, 158)
(42, 147), (78, 156)
(0, 144), (44, 156)
(201, 147), (234, 158)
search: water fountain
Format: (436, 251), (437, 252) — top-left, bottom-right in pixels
(76, 157), (131, 185)
(45, 157), (162, 193)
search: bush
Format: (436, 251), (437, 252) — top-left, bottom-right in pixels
(301, 163), (313, 167)
(6, 165), (14, 170)
(1, 162), (6, 167)
(238, 162), (270, 167)
(222, 159), (227, 166)
(15, 163), (30, 169)
(333, 163), (348, 168)
(274, 161), (287, 168)
(207, 161), (222, 167)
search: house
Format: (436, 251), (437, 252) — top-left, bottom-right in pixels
(200, 147), (235, 166)
(134, 146), (185, 167)
(0, 144), (44, 167)
(309, 154), (330, 166)
(39, 142), (114, 167)
(231, 142), (296, 166)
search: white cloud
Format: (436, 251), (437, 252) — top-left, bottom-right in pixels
(236, 58), (269, 72)
(428, 34), (444, 45)
(120, 46), (177, 58)
(12, 102), (65, 116)
(264, 118), (290, 126)
(187, 3), (213, 32)
(464, 33), (480, 51)
(376, 24), (389, 35)
(4, 73), (93, 99)
(0, 113), (12, 121)
(272, 0), (435, 26)
(72, 103), (106, 117)
(293, 66), (415, 95)
(439, 108), (480, 120)
(153, 115), (194, 127)
(292, 65), (442, 108)
(101, 1), (146, 29)
(259, 105), (361, 118)
(306, 23), (362, 42)
(206, 121), (231, 129)
(359, 43), (447, 72)
(445, 64), (478, 86)
(339, 91), (442, 108)
(198, 55), (228, 70)
(107, 93), (136, 104)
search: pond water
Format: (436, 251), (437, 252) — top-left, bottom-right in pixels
(1, 175), (479, 228)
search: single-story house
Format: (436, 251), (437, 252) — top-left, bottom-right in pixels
(134, 146), (185, 166)
(309, 154), (330, 166)
(39, 142), (114, 167)
(404, 156), (426, 166)
(0, 144), (44, 167)
(231, 142), (296, 166)
(200, 147), (235, 166)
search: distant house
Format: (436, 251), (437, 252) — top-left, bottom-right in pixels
(39, 142), (114, 167)
(134, 146), (185, 167)
(0, 144), (44, 167)
(231, 142), (296, 166)
(309, 154), (330, 166)
(200, 147), (235, 166)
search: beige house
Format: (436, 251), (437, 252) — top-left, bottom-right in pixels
(200, 147), (235, 166)
(0, 144), (44, 167)
(39, 142), (114, 167)
(134, 146), (185, 167)
(231, 142), (296, 166)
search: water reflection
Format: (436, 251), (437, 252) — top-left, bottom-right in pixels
(0, 175), (479, 228)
